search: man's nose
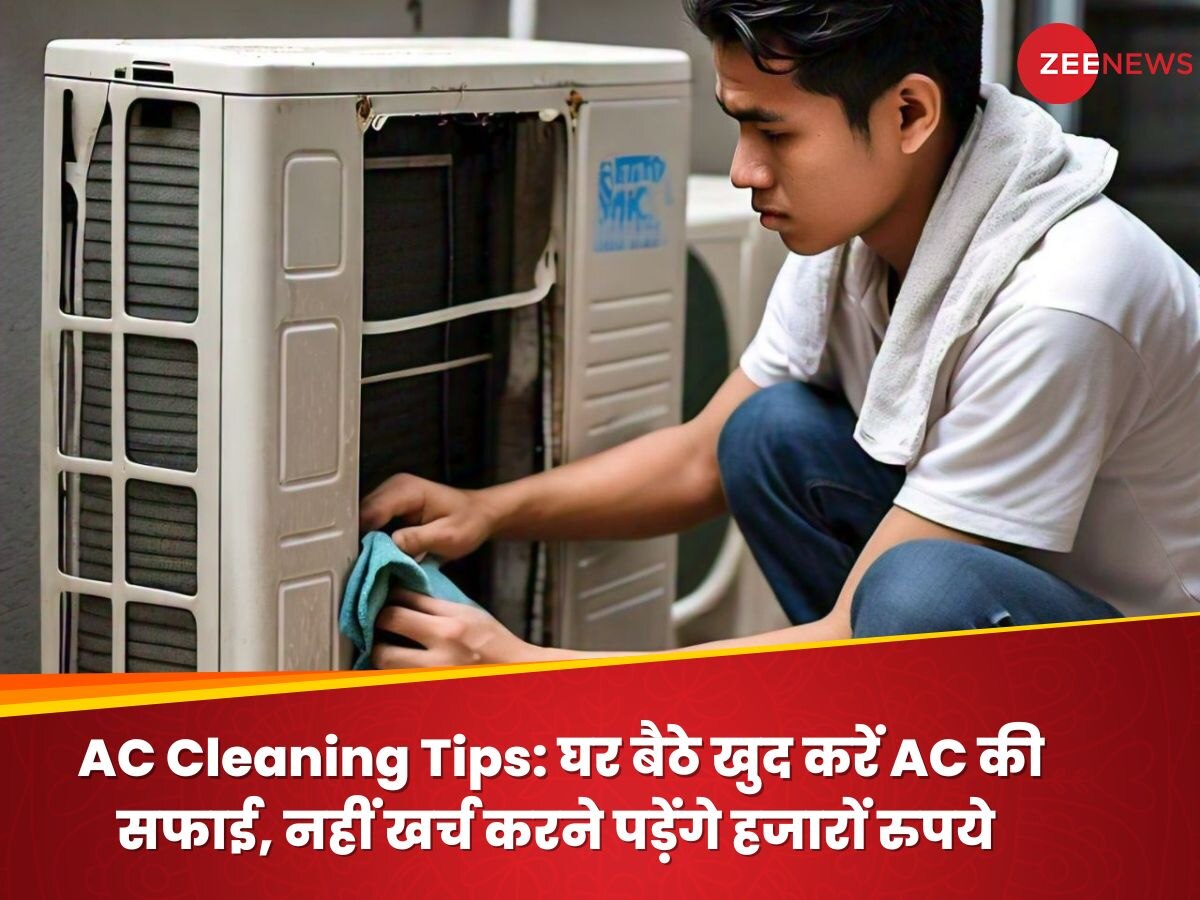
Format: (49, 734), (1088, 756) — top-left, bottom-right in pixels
(729, 138), (773, 191)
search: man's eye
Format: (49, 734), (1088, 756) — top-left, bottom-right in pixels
(760, 129), (786, 144)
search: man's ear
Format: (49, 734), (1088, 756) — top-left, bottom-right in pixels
(893, 74), (943, 155)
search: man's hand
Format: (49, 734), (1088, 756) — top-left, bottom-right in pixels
(360, 474), (498, 561)
(371, 590), (547, 669)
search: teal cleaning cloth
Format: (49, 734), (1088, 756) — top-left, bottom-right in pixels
(339, 531), (479, 669)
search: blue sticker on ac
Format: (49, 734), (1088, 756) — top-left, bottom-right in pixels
(594, 154), (673, 253)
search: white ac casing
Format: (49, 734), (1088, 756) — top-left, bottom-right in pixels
(40, 39), (691, 672)
(675, 175), (788, 644)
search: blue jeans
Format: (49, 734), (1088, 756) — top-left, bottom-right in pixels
(716, 381), (1123, 637)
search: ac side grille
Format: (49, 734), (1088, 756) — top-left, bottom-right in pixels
(61, 99), (203, 673)
(677, 251), (733, 600)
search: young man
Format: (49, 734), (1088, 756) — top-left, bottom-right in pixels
(359, 1), (1200, 667)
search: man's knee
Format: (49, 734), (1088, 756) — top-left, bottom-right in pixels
(851, 540), (1011, 637)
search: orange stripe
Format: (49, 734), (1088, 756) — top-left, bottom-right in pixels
(3, 612), (1196, 716)
(0, 671), (387, 704)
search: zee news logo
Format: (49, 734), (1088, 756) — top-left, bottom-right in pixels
(1018, 22), (1193, 105)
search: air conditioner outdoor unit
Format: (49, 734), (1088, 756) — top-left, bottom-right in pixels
(40, 38), (690, 672)
(674, 175), (788, 644)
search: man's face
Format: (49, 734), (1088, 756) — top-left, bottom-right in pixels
(713, 42), (909, 256)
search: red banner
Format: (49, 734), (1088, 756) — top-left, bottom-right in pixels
(3, 616), (1198, 898)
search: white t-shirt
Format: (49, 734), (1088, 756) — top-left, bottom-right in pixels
(740, 195), (1200, 618)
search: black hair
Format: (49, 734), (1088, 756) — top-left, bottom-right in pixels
(684, 1), (983, 145)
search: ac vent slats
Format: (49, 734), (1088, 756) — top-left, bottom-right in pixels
(81, 426), (111, 455)
(124, 336), (197, 471)
(94, 200), (198, 228)
(75, 651), (110, 672)
(78, 609), (112, 637)
(126, 642), (197, 671)
(125, 337), (198, 362)
(81, 402), (111, 422)
(128, 430), (198, 452)
(75, 475), (112, 582)
(126, 481), (197, 595)
(128, 551), (198, 575)
(126, 657), (195, 674)
(126, 182), (199, 207)
(127, 603), (189, 627)
(127, 514), (196, 542)
(78, 510), (112, 534)
(76, 630), (111, 654)
(64, 332), (112, 461)
(84, 241), (197, 268)
(86, 222), (198, 249)
(125, 409), (197, 434)
(127, 638), (195, 663)
(126, 144), (198, 168)
(124, 390), (196, 415)
(79, 491), (111, 516)
(112, 242), (201, 269)
(81, 117), (112, 319)
(82, 260), (112, 282)
(122, 490), (193, 524)
(129, 121), (200, 149)
(86, 180), (112, 202)
(126, 304), (198, 324)
(82, 239), (109, 261)
(128, 204), (199, 228)
(129, 620), (196, 650)
(74, 595), (113, 672)
(126, 162), (199, 188)
(77, 563), (111, 582)
(127, 263), (198, 289)
(80, 442), (111, 460)
(81, 280), (111, 301)
(125, 100), (200, 323)
(81, 365), (111, 391)
(78, 542), (113, 562)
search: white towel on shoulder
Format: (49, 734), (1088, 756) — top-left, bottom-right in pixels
(777, 82), (1119, 466)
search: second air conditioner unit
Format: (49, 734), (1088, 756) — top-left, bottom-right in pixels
(674, 175), (788, 644)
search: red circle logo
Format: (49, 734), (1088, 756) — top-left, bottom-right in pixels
(1017, 23), (1099, 104)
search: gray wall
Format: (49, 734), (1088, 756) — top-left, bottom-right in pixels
(0, 1), (733, 672)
